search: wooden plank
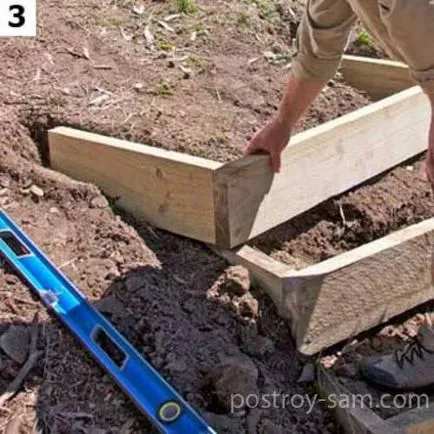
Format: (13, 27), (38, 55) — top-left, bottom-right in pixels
(48, 127), (222, 244)
(215, 86), (430, 248)
(340, 55), (415, 100)
(284, 218), (434, 355)
(317, 366), (406, 434)
(218, 219), (434, 355)
(388, 404), (434, 434)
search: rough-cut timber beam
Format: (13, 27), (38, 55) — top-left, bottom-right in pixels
(215, 86), (430, 248)
(216, 218), (434, 355)
(48, 56), (429, 248)
(340, 55), (415, 100)
(48, 127), (223, 244)
(387, 404), (434, 433)
(318, 366), (407, 434)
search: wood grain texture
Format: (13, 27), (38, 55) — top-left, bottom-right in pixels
(318, 366), (406, 434)
(217, 219), (434, 355)
(388, 405), (434, 434)
(284, 218), (434, 355)
(340, 55), (415, 100)
(216, 86), (430, 248)
(48, 127), (222, 244)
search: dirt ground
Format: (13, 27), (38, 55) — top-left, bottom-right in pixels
(0, 0), (431, 433)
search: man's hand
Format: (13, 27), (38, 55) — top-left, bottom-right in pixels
(243, 73), (327, 173)
(244, 119), (291, 173)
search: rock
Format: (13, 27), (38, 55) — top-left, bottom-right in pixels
(90, 196), (109, 209)
(165, 359), (187, 374)
(241, 326), (274, 358)
(247, 409), (262, 434)
(297, 363), (315, 383)
(224, 266), (250, 296)
(210, 354), (259, 412)
(237, 293), (259, 318)
(165, 352), (187, 373)
(0, 176), (10, 188)
(30, 185), (44, 198)
(0, 325), (30, 363)
(93, 295), (125, 316)
(260, 419), (283, 434)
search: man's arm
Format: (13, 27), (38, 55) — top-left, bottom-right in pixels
(245, 0), (356, 172)
(244, 74), (326, 172)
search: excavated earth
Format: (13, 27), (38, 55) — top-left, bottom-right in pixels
(0, 0), (431, 433)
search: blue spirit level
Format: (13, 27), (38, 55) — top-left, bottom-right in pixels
(0, 209), (216, 434)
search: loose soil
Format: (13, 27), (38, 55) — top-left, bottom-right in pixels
(0, 0), (430, 433)
(250, 157), (434, 269)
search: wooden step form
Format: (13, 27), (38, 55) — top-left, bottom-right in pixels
(48, 55), (431, 249)
(318, 365), (434, 434)
(215, 218), (434, 356)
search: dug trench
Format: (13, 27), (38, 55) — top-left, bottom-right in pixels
(1, 79), (432, 434)
(0, 0), (430, 432)
(0, 108), (348, 433)
(0, 73), (374, 434)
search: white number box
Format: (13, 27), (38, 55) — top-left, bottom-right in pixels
(0, 0), (37, 37)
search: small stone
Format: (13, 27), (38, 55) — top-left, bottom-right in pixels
(321, 355), (338, 369)
(237, 293), (259, 318)
(165, 359), (187, 373)
(93, 295), (125, 316)
(49, 207), (60, 214)
(90, 196), (109, 209)
(133, 82), (144, 90)
(0, 176), (10, 188)
(5, 274), (19, 285)
(209, 354), (259, 411)
(0, 325), (30, 364)
(297, 363), (315, 383)
(224, 266), (250, 296)
(241, 326), (274, 358)
(30, 185), (44, 198)
(260, 419), (283, 434)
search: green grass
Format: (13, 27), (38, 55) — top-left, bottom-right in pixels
(150, 81), (176, 97)
(158, 41), (174, 51)
(245, 0), (277, 21)
(356, 29), (375, 47)
(237, 12), (252, 27)
(187, 55), (208, 69)
(175, 0), (197, 14)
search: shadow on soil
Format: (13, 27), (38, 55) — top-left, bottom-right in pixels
(0, 207), (307, 434)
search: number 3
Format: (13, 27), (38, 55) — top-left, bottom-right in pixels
(9, 5), (25, 28)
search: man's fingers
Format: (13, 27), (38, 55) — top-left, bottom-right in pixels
(244, 139), (257, 156)
(270, 149), (282, 173)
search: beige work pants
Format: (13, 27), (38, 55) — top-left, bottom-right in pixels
(292, 0), (434, 95)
